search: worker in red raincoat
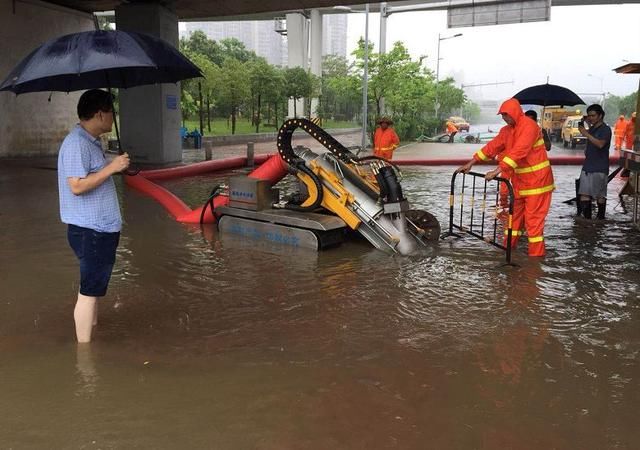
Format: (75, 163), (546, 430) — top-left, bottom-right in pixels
(373, 117), (400, 160)
(624, 112), (636, 150)
(458, 98), (554, 257)
(613, 115), (628, 151)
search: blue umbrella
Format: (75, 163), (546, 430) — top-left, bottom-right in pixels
(0, 30), (202, 94)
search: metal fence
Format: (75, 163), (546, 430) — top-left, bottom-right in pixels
(444, 170), (515, 264)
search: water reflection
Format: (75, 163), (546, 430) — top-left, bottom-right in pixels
(1, 163), (638, 448)
(75, 343), (99, 398)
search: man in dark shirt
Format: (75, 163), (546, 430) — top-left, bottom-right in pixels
(577, 104), (612, 219)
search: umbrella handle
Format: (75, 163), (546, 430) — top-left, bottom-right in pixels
(108, 86), (140, 176)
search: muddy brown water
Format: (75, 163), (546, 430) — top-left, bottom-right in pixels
(1, 160), (639, 449)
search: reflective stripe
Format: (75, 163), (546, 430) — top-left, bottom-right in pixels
(504, 230), (523, 236)
(503, 156), (518, 169)
(519, 183), (555, 196)
(376, 145), (398, 151)
(514, 160), (551, 174)
(528, 236), (544, 243)
(475, 149), (490, 161)
(534, 138), (545, 147)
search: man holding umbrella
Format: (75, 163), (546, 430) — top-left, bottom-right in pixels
(58, 89), (130, 343)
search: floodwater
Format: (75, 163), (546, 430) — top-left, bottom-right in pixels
(1, 156), (639, 449)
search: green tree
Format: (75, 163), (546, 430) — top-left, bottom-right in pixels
(217, 58), (250, 134)
(248, 58), (279, 133)
(264, 68), (287, 127)
(219, 38), (257, 63)
(320, 55), (359, 121)
(284, 67), (312, 117)
(180, 30), (223, 66)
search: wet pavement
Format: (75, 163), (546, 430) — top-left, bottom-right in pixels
(1, 135), (639, 449)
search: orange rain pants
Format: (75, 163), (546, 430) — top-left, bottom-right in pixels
(625, 118), (636, 150)
(507, 191), (552, 257)
(614, 118), (627, 150)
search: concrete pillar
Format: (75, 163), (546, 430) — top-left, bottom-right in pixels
(286, 13), (308, 118)
(0, 0), (94, 158)
(309, 9), (322, 117)
(115, 2), (181, 165)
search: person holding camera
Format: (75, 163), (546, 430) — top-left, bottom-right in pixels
(577, 104), (612, 220)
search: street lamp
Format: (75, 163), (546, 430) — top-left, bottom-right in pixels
(587, 73), (605, 107)
(434, 32), (462, 123)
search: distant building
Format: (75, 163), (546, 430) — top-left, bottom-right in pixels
(183, 20), (286, 66)
(323, 14), (347, 58)
(181, 14), (347, 67)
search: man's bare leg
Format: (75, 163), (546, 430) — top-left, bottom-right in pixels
(74, 293), (97, 343)
(93, 301), (98, 327)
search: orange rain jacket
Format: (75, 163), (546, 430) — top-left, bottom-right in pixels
(373, 127), (400, 160)
(614, 116), (628, 150)
(474, 99), (554, 199)
(625, 114), (636, 150)
(446, 121), (459, 134)
(614, 116), (628, 136)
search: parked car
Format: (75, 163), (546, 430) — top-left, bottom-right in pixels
(561, 115), (587, 149)
(448, 116), (470, 132)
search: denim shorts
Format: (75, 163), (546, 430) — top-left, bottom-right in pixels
(67, 224), (120, 297)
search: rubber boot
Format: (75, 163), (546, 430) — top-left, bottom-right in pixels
(575, 179), (582, 215)
(580, 200), (592, 219)
(596, 200), (606, 220)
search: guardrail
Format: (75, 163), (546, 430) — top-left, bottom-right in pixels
(443, 170), (515, 264)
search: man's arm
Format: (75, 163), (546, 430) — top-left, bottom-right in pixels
(67, 153), (130, 195)
(579, 124), (609, 149)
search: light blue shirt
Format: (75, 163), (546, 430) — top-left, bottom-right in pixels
(58, 125), (122, 232)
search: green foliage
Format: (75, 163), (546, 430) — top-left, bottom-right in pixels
(351, 40), (466, 140)
(604, 91), (638, 119)
(217, 58), (250, 134)
(177, 28), (469, 139)
(284, 67), (312, 117)
(461, 100), (482, 123)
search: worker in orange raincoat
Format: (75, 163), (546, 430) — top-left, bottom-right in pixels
(373, 117), (400, 160)
(458, 98), (554, 257)
(614, 115), (628, 151)
(446, 120), (459, 143)
(624, 112), (636, 150)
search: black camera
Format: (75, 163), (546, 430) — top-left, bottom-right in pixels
(578, 120), (584, 128)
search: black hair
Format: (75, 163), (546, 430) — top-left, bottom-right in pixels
(77, 89), (113, 121)
(524, 110), (538, 121)
(587, 104), (605, 118)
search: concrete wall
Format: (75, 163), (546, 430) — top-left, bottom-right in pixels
(0, 0), (94, 158)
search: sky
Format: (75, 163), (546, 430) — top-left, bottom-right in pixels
(345, 4), (640, 102)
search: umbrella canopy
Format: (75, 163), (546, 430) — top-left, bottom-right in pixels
(513, 83), (585, 107)
(0, 30), (202, 94)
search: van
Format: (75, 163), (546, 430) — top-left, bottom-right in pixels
(561, 115), (587, 148)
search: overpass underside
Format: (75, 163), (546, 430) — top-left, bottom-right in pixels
(1, 0), (638, 163)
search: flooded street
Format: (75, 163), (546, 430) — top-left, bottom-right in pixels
(1, 158), (639, 449)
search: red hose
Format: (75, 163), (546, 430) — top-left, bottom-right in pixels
(391, 156), (619, 166)
(125, 154), (287, 224)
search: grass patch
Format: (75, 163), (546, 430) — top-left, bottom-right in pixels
(182, 118), (359, 136)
